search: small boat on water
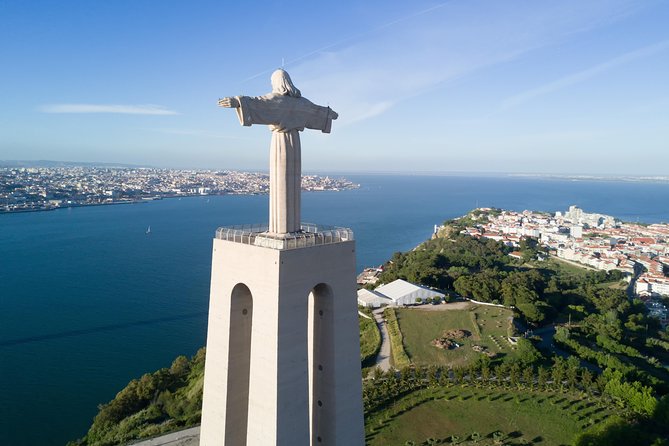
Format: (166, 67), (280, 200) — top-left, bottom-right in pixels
(146, 225), (151, 235)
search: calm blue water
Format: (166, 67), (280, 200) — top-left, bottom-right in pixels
(2, 174), (669, 446)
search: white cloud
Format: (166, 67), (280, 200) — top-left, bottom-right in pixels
(278, 0), (648, 126)
(149, 128), (253, 140)
(499, 39), (669, 111)
(39, 104), (179, 115)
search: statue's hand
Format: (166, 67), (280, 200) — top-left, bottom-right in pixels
(330, 110), (339, 120)
(218, 97), (240, 108)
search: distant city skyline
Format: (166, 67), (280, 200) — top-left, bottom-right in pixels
(1, 0), (668, 175)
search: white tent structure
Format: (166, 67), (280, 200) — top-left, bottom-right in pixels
(356, 288), (393, 308)
(373, 279), (443, 306)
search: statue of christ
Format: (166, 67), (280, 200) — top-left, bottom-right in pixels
(218, 69), (338, 235)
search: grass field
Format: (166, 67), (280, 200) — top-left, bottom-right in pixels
(360, 308), (382, 368)
(542, 257), (593, 276)
(396, 305), (517, 367)
(539, 257), (626, 290)
(600, 280), (627, 290)
(365, 386), (616, 446)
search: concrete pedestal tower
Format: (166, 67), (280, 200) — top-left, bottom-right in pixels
(200, 70), (364, 445)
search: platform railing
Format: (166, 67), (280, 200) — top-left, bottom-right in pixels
(215, 222), (354, 250)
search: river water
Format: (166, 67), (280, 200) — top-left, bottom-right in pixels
(2, 174), (669, 445)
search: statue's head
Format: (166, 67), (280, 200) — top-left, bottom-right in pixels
(271, 69), (301, 98)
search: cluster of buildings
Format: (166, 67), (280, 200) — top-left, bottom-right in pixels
(0, 166), (358, 213)
(455, 206), (669, 324)
(356, 266), (384, 286)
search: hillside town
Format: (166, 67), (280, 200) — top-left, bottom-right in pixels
(0, 166), (358, 213)
(458, 206), (669, 324)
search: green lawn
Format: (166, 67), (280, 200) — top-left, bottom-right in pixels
(396, 305), (516, 367)
(365, 387), (615, 446)
(542, 257), (592, 277)
(531, 258), (625, 290)
(599, 280), (627, 290)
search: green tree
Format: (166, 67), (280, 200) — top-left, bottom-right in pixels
(522, 366), (534, 390)
(169, 355), (190, 378)
(514, 338), (542, 366)
(509, 363), (521, 388)
(481, 365), (491, 384)
(519, 237), (540, 261)
(565, 356), (580, 390)
(574, 418), (667, 446)
(603, 369), (657, 416)
(537, 366), (548, 389)
(551, 357), (566, 389)
(581, 369), (593, 394)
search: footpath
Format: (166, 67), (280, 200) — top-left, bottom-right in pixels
(372, 308), (392, 371)
(127, 427), (199, 446)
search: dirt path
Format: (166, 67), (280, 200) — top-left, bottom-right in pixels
(372, 308), (392, 371)
(127, 427), (199, 446)
(406, 301), (472, 311)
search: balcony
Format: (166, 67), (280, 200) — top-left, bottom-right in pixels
(215, 222), (354, 250)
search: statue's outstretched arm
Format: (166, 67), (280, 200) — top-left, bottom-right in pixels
(218, 97), (240, 108)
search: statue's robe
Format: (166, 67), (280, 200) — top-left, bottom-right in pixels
(234, 94), (336, 234)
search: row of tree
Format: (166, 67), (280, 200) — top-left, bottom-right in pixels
(364, 360), (669, 445)
(366, 356), (599, 414)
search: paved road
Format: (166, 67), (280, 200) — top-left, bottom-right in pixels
(533, 324), (601, 372)
(372, 308), (392, 371)
(533, 325), (572, 359)
(127, 427), (199, 446)
(627, 261), (645, 300)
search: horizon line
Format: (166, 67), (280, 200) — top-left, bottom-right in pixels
(2, 159), (669, 180)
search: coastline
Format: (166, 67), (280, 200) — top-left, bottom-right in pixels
(0, 199), (154, 214)
(0, 188), (355, 216)
(6, 175), (669, 446)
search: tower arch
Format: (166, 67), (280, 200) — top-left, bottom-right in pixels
(225, 283), (253, 445)
(308, 283), (335, 444)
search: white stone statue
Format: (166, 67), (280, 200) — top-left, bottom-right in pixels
(218, 69), (338, 234)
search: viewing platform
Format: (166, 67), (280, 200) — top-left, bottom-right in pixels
(215, 222), (354, 250)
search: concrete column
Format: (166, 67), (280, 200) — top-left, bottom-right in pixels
(200, 237), (364, 446)
(269, 130), (301, 234)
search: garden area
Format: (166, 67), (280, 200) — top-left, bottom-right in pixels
(391, 305), (518, 367)
(365, 386), (616, 446)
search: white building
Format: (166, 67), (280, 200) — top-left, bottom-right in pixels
(636, 275), (669, 297)
(357, 288), (392, 308)
(373, 279), (444, 306)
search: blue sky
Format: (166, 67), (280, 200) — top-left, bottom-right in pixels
(1, 0), (668, 175)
